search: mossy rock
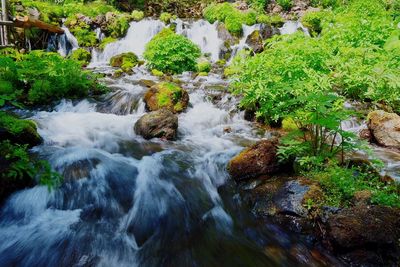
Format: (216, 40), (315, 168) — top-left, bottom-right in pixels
(197, 59), (211, 73)
(70, 48), (91, 66)
(0, 112), (43, 148)
(131, 10), (144, 21)
(110, 52), (138, 73)
(144, 82), (189, 113)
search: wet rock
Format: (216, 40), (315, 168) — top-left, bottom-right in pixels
(228, 139), (281, 182)
(0, 116), (43, 148)
(359, 128), (373, 142)
(259, 24), (277, 40)
(144, 82), (189, 113)
(217, 23), (237, 46)
(134, 109), (178, 140)
(110, 52), (139, 73)
(274, 180), (309, 217)
(139, 79), (156, 88)
(367, 110), (400, 148)
(245, 30), (264, 53)
(327, 205), (400, 249)
(352, 190), (372, 205)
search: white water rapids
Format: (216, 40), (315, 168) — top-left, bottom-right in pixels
(1, 18), (398, 267)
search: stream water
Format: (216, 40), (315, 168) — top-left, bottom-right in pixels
(0, 19), (398, 267)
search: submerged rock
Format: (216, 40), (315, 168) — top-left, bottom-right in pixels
(245, 30), (264, 53)
(367, 110), (400, 148)
(144, 82), (189, 113)
(134, 109), (178, 140)
(228, 139), (281, 182)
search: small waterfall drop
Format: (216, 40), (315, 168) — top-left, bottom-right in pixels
(175, 19), (223, 62)
(279, 21), (310, 36)
(57, 26), (79, 57)
(91, 19), (164, 65)
(228, 24), (261, 62)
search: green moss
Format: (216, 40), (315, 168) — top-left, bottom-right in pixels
(0, 112), (38, 136)
(197, 60), (212, 73)
(216, 59), (226, 67)
(301, 11), (331, 36)
(256, 14), (285, 27)
(131, 10), (145, 21)
(70, 48), (92, 66)
(160, 12), (173, 24)
(282, 117), (298, 131)
(277, 0), (294, 11)
(152, 69), (164, 76)
(69, 26), (98, 47)
(198, 72), (208, 76)
(107, 14), (131, 38)
(110, 52), (138, 72)
(155, 82), (186, 112)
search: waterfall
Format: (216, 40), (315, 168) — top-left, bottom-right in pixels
(279, 21), (310, 36)
(228, 24), (261, 63)
(91, 19), (164, 65)
(57, 26), (79, 57)
(95, 27), (105, 41)
(175, 19), (223, 62)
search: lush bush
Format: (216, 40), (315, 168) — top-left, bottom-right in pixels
(277, 0), (293, 11)
(256, 14), (284, 26)
(69, 48), (92, 66)
(131, 10), (144, 21)
(0, 50), (106, 106)
(196, 59), (212, 73)
(144, 28), (201, 74)
(203, 3), (258, 35)
(160, 12), (173, 24)
(106, 14), (131, 38)
(301, 10), (331, 36)
(247, 0), (269, 11)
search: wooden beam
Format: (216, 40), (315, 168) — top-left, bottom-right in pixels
(0, 20), (13, 25)
(1, 0), (8, 45)
(14, 16), (64, 34)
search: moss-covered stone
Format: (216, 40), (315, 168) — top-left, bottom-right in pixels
(99, 37), (117, 50)
(151, 69), (164, 77)
(110, 52), (138, 73)
(196, 59), (211, 73)
(0, 112), (43, 148)
(160, 12), (173, 24)
(144, 82), (189, 113)
(70, 48), (92, 66)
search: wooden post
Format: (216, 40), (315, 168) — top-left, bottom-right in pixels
(1, 0), (8, 45)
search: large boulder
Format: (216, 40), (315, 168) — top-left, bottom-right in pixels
(134, 109), (178, 140)
(367, 110), (400, 148)
(144, 82), (189, 113)
(327, 205), (400, 250)
(228, 139), (281, 182)
(259, 24), (279, 40)
(245, 30), (264, 53)
(110, 52), (139, 73)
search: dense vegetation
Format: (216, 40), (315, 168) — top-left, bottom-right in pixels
(0, 49), (107, 199)
(230, 0), (400, 208)
(144, 28), (201, 74)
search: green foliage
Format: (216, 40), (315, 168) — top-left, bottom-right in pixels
(106, 14), (131, 38)
(197, 59), (212, 73)
(154, 82), (186, 112)
(131, 10), (144, 21)
(110, 52), (138, 72)
(0, 140), (62, 189)
(160, 12), (173, 24)
(203, 3), (258, 36)
(301, 10), (331, 36)
(308, 165), (400, 208)
(99, 37), (117, 50)
(144, 28), (201, 74)
(256, 14), (285, 27)
(247, 0), (269, 11)
(310, 0), (342, 8)
(69, 48), (92, 66)
(277, 0), (293, 11)
(224, 49), (251, 77)
(0, 51), (106, 106)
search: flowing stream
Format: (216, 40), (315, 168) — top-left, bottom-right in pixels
(0, 19), (398, 267)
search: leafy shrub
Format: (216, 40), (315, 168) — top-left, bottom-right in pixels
(160, 12), (173, 24)
(70, 48), (92, 66)
(0, 51), (106, 106)
(106, 14), (131, 38)
(203, 3), (258, 35)
(277, 0), (293, 11)
(301, 10), (330, 36)
(197, 59), (211, 73)
(247, 0), (269, 11)
(131, 10), (144, 21)
(144, 28), (201, 74)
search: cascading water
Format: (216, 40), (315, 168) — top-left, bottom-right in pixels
(57, 26), (79, 57)
(91, 19), (164, 65)
(228, 24), (261, 63)
(175, 19), (224, 62)
(0, 19), (346, 267)
(279, 21), (310, 36)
